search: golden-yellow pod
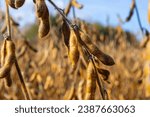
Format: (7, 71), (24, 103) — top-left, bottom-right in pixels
(144, 61), (150, 97)
(68, 29), (79, 68)
(0, 40), (15, 81)
(145, 40), (150, 60)
(85, 61), (96, 100)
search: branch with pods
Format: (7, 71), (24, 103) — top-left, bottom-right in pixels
(0, 0), (115, 100)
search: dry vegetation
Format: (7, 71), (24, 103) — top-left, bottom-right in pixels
(0, 0), (150, 100)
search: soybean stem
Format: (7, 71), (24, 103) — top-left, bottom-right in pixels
(5, 0), (11, 38)
(15, 61), (31, 100)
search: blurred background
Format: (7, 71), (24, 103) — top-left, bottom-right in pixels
(0, 0), (149, 40)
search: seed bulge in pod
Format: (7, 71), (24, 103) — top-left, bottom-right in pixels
(38, 18), (50, 38)
(36, 0), (47, 18)
(85, 61), (96, 100)
(68, 29), (79, 68)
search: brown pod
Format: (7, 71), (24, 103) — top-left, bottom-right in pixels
(79, 23), (115, 66)
(85, 61), (96, 100)
(69, 29), (79, 68)
(36, 0), (47, 18)
(5, 73), (12, 87)
(62, 19), (70, 49)
(71, 0), (83, 9)
(125, 0), (135, 22)
(33, 0), (36, 4)
(97, 68), (110, 81)
(38, 18), (50, 38)
(8, 0), (16, 9)
(0, 64), (12, 79)
(15, 0), (25, 8)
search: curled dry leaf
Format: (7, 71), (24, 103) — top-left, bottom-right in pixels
(71, 0), (83, 9)
(65, 0), (83, 16)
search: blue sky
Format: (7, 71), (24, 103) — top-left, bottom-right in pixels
(0, 0), (149, 39)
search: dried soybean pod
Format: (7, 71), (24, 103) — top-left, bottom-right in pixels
(148, 0), (150, 24)
(0, 40), (12, 87)
(62, 19), (70, 49)
(85, 61), (96, 100)
(97, 68), (110, 81)
(8, 0), (16, 9)
(5, 40), (16, 66)
(1, 40), (7, 66)
(71, 0), (83, 9)
(69, 29), (79, 68)
(5, 73), (12, 87)
(77, 79), (84, 100)
(0, 64), (12, 78)
(38, 18), (50, 38)
(15, 0), (25, 8)
(79, 23), (115, 66)
(4, 40), (15, 87)
(125, 0), (135, 22)
(63, 84), (75, 100)
(36, 0), (47, 18)
(0, 40), (7, 79)
(33, 0), (36, 3)
(0, 40), (15, 80)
